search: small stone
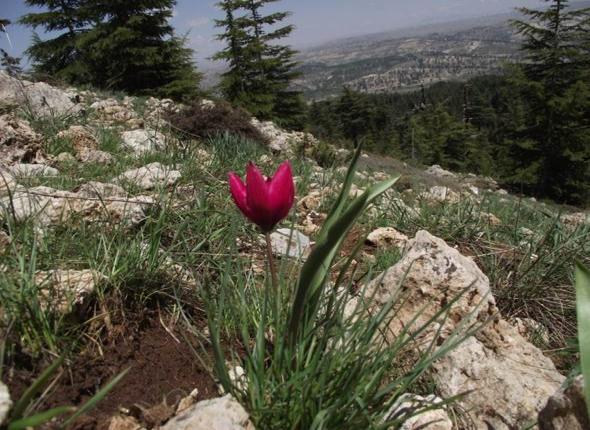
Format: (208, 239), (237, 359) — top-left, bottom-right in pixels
(9, 163), (59, 178)
(121, 129), (166, 155)
(35, 269), (105, 313)
(161, 395), (254, 430)
(481, 212), (502, 226)
(419, 186), (460, 204)
(56, 152), (76, 163)
(365, 227), (408, 250)
(56, 125), (98, 154)
(387, 394), (452, 430)
(425, 165), (456, 179)
(176, 389), (200, 414)
(117, 163), (181, 190)
(0, 382), (11, 425)
(267, 228), (311, 260)
(78, 149), (114, 165)
(0, 168), (17, 197)
(107, 415), (144, 430)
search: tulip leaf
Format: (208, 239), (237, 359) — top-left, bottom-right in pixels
(288, 174), (400, 346)
(576, 261), (590, 420)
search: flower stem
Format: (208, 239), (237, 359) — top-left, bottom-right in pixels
(265, 232), (278, 293)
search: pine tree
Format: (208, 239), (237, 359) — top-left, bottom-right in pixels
(510, 0), (590, 204)
(215, 0), (305, 127)
(20, 0), (92, 82)
(20, 0), (200, 100)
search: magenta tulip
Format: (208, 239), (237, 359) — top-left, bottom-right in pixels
(229, 161), (295, 232)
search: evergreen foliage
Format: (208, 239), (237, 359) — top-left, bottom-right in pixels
(20, 0), (201, 100)
(308, 1), (590, 206)
(214, 0), (305, 129)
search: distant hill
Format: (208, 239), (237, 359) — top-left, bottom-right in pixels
(292, 1), (590, 100)
(292, 13), (521, 100)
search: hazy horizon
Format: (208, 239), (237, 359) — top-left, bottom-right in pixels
(0, 0), (553, 70)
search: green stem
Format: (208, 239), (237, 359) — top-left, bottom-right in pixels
(265, 232), (278, 293)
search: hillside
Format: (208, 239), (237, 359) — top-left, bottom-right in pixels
(0, 72), (589, 429)
(293, 14), (520, 100)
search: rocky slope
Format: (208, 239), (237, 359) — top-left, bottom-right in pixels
(0, 71), (589, 429)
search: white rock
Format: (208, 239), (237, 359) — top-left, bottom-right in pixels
(420, 186), (460, 204)
(0, 168), (17, 197)
(251, 118), (318, 153)
(561, 212), (589, 229)
(35, 269), (105, 313)
(267, 228), (311, 260)
(121, 129), (166, 155)
(366, 227), (408, 250)
(362, 231), (564, 429)
(0, 382), (10, 425)
(78, 149), (114, 164)
(0, 71), (81, 117)
(161, 395), (254, 430)
(9, 163), (59, 178)
(497, 189), (509, 195)
(56, 152), (76, 163)
(0, 113), (45, 164)
(117, 163), (181, 190)
(425, 165), (456, 179)
(539, 375), (589, 430)
(0, 184), (152, 227)
(386, 394), (452, 430)
(56, 125), (98, 153)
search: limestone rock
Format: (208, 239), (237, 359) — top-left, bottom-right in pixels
(0, 71), (81, 117)
(513, 317), (550, 344)
(419, 186), (460, 204)
(0, 113), (45, 164)
(539, 376), (590, 430)
(34, 269), (104, 313)
(561, 212), (589, 229)
(176, 389), (200, 414)
(366, 227), (408, 250)
(364, 231), (564, 429)
(387, 394), (452, 430)
(9, 163), (59, 178)
(161, 395), (254, 430)
(78, 149), (114, 164)
(56, 152), (76, 164)
(0, 168), (17, 197)
(90, 98), (142, 128)
(56, 125), (98, 154)
(117, 163), (181, 190)
(0, 381), (10, 425)
(425, 165), (456, 179)
(480, 212), (502, 226)
(121, 129), (166, 155)
(0, 184), (152, 228)
(267, 228), (311, 260)
(251, 118), (317, 153)
(107, 415), (144, 430)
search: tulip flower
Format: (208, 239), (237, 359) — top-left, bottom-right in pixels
(228, 161), (295, 233)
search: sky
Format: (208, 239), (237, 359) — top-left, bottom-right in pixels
(1, 0), (544, 70)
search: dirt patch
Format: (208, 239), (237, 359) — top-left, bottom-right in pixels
(7, 316), (217, 430)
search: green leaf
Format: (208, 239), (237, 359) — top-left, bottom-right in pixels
(576, 261), (590, 420)
(11, 357), (64, 419)
(60, 368), (130, 429)
(8, 406), (73, 430)
(288, 174), (400, 346)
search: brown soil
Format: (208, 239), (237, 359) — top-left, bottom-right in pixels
(7, 315), (218, 430)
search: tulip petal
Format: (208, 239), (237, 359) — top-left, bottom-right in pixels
(246, 162), (275, 230)
(229, 172), (253, 219)
(268, 161), (295, 224)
